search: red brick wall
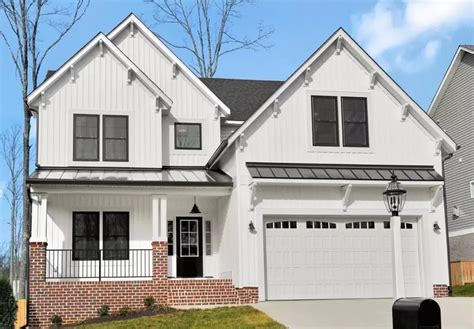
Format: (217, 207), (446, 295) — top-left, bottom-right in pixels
(28, 242), (258, 327)
(168, 279), (258, 305)
(433, 284), (449, 297)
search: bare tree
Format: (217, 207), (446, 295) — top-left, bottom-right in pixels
(0, 126), (22, 287)
(0, 0), (90, 298)
(145, 0), (274, 77)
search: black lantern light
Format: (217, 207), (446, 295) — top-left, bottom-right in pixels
(383, 174), (407, 216)
(190, 196), (201, 214)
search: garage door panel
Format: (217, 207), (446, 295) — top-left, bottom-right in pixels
(265, 218), (422, 300)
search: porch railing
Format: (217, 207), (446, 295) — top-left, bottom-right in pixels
(45, 249), (152, 280)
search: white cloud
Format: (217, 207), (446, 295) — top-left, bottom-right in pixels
(353, 0), (472, 64)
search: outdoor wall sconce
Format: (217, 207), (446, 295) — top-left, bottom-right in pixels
(189, 196), (201, 214)
(248, 221), (255, 232)
(433, 222), (441, 232)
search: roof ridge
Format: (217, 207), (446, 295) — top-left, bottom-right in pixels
(200, 77), (284, 83)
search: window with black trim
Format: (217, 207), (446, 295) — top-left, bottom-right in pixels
(73, 212), (99, 260)
(312, 96), (339, 146)
(103, 115), (128, 161)
(103, 212), (129, 260)
(175, 123), (202, 150)
(342, 97), (369, 147)
(74, 115), (99, 161)
(167, 221), (174, 256)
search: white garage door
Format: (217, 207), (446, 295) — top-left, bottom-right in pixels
(264, 218), (422, 300)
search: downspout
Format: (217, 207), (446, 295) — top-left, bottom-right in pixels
(441, 148), (458, 296)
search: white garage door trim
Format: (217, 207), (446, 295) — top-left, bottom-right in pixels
(263, 216), (422, 300)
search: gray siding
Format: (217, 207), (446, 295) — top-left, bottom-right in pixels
(432, 52), (474, 232)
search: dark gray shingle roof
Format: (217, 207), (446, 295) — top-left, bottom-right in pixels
(200, 78), (284, 122)
(461, 45), (474, 52)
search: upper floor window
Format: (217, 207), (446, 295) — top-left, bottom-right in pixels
(74, 115), (99, 161)
(103, 115), (128, 161)
(312, 96), (339, 146)
(175, 123), (202, 150)
(342, 97), (369, 147)
(311, 95), (369, 148)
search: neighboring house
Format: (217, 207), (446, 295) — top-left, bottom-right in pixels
(26, 14), (457, 326)
(429, 45), (474, 262)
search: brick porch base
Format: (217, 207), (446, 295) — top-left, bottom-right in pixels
(28, 242), (257, 327)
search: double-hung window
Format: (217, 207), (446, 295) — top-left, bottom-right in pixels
(311, 95), (369, 147)
(72, 212), (100, 260)
(74, 115), (100, 161)
(103, 212), (129, 260)
(103, 115), (128, 161)
(175, 123), (202, 150)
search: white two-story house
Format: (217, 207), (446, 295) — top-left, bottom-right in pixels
(26, 14), (457, 327)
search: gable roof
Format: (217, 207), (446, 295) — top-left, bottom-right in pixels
(207, 27), (458, 168)
(107, 13), (231, 117)
(27, 33), (172, 108)
(428, 45), (474, 117)
(200, 78), (284, 122)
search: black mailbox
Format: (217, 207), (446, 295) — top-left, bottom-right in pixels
(393, 298), (441, 329)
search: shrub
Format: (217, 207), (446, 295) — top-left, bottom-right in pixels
(97, 304), (110, 317)
(119, 307), (131, 317)
(144, 296), (156, 310)
(0, 277), (17, 328)
(50, 314), (63, 327)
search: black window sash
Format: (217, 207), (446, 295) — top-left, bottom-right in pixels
(174, 122), (202, 150)
(103, 212), (130, 260)
(72, 212), (100, 261)
(73, 114), (100, 161)
(311, 96), (339, 146)
(103, 115), (129, 161)
(341, 97), (369, 147)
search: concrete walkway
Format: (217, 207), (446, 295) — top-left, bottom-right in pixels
(254, 298), (474, 329)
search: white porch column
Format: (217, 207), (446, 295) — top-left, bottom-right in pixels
(152, 195), (167, 241)
(30, 193), (48, 242)
(391, 215), (406, 300)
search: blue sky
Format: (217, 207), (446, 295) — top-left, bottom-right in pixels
(0, 0), (473, 244)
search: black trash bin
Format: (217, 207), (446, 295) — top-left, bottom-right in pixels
(393, 298), (441, 329)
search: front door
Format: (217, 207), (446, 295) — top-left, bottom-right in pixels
(176, 217), (203, 277)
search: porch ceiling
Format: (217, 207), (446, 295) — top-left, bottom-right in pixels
(27, 167), (233, 187)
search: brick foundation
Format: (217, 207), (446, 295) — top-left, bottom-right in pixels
(28, 242), (257, 327)
(433, 284), (449, 297)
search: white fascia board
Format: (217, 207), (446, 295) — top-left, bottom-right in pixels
(428, 46), (473, 117)
(252, 178), (444, 189)
(223, 120), (244, 125)
(27, 33), (172, 108)
(211, 29), (457, 167)
(107, 14), (231, 117)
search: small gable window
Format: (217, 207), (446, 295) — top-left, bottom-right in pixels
(342, 97), (369, 147)
(74, 115), (99, 161)
(175, 123), (202, 150)
(311, 96), (339, 146)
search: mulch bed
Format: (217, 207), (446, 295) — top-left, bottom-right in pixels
(64, 305), (177, 327)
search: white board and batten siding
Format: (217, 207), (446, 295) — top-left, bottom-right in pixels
(37, 46), (162, 168)
(111, 28), (221, 167)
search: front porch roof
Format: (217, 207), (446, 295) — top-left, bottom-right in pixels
(27, 167), (233, 187)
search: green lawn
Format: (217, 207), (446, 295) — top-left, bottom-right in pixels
(452, 283), (474, 297)
(77, 306), (284, 329)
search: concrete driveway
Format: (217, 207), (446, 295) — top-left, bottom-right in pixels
(254, 298), (474, 329)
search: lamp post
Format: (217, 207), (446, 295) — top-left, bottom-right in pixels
(383, 174), (407, 300)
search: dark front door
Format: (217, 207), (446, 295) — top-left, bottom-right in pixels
(176, 217), (203, 277)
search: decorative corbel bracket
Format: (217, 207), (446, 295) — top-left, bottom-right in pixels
(130, 21), (135, 37)
(369, 72), (377, 89)
(214, 104), (220, 120)
(430, 185), (443, 212)
(304, 67), (311, 86)
(155, 97), (169, 115)
(40, 92), (46, 109)
(249, 182), (257, 211)
(239, 133), (245, 151)
(342, 184), (353, 212)
(401, 104), (409, 122)
(434, 139), (442, 155)
(99, 39), (104, 57)
(69, 65), (75, 83)
(127, 68), (133, 84)
(172, 62), (178, 79)
(272, 99), (280, 117)
(335, 36), (343, 55)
